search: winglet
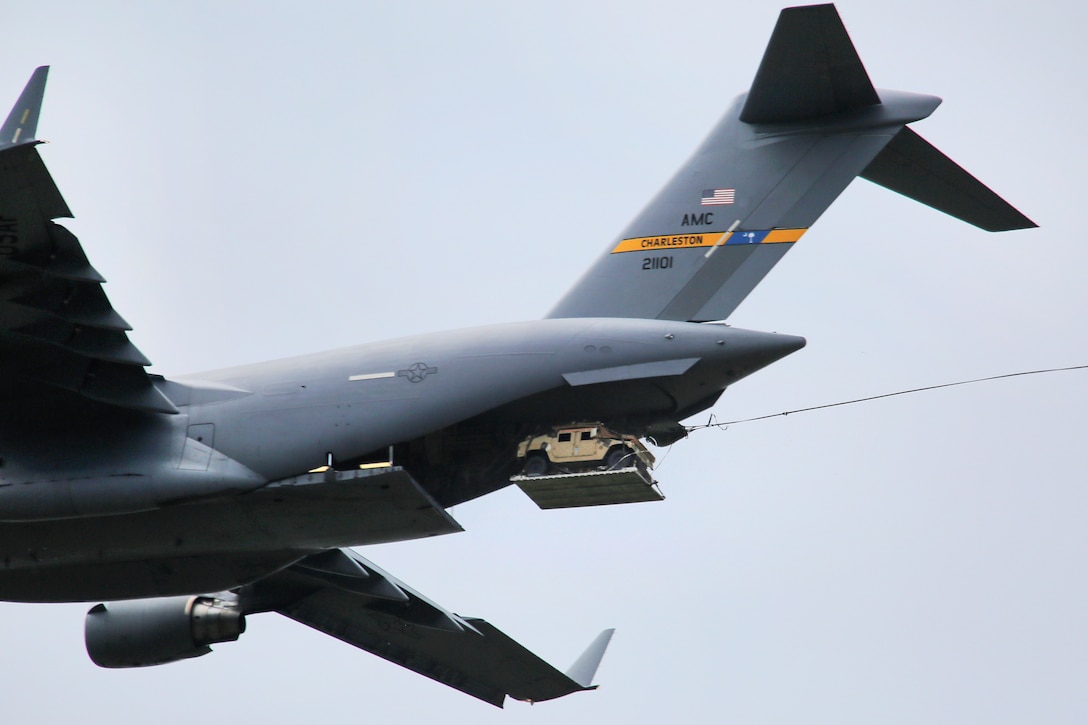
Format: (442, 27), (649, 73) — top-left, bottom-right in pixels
(565, 628), (615, 689)
(1, 66), (49, 149)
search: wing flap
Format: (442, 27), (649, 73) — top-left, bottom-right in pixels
(0, 142), (71, 219)
(12, 321), (151, 365)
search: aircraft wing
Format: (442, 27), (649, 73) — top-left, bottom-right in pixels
(239, 549), (614, 707)
(0, 68), (175, 414)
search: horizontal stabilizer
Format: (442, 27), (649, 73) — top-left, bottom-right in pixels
(740, 4), (879, 123)
(860, 127), (1037, 231)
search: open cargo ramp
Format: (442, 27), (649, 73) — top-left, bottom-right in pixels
(512, 467), (664, 510)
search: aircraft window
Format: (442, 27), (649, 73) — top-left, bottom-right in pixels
(580, 431), (593, 441)
(558, 432), (572, 442)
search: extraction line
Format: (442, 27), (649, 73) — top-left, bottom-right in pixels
(686, 364), (1088, 432)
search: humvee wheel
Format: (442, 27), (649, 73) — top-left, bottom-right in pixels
(523, 452), (550, 477)
(605, 446), (632, 470)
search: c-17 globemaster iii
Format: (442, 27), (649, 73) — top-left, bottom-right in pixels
(0, 4), (1033, 707)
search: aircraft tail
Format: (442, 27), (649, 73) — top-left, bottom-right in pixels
(547, 4), (1034, 323)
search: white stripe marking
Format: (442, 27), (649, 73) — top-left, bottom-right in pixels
(704, 231), (732, 258)
(349, 372), (395, 381)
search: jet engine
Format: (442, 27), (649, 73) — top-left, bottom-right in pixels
(85, 595), (245, 668)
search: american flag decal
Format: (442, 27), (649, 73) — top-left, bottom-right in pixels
(701, 188), (735, 206)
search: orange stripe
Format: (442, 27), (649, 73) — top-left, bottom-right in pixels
(611, 228), (807, 253)
(763, 228), (807, 244)
(611, 232), (730, 254)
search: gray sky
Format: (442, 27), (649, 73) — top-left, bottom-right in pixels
(2, 1), (1085, 722)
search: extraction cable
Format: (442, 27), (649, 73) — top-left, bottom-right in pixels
(686, 364), (1088, 432)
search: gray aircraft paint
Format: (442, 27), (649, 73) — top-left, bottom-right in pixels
(548, 7), (1030, 324)
(0, 3), (1036, 710)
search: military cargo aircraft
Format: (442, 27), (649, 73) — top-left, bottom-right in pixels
(0, 3), (1033, 707)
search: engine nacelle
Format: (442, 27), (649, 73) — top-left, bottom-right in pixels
(85, 595), (245, 668)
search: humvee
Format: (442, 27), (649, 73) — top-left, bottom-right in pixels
(516, 424), (655, 477)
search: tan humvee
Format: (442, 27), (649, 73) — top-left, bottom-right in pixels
(516, 424), (655, 476)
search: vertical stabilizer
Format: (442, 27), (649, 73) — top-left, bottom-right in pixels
(547, 4), (1033, 323)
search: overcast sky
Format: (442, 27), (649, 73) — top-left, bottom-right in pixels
(1, 1), (1085, 723)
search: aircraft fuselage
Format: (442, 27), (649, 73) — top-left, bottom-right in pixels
(0, 317), (803, 601)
